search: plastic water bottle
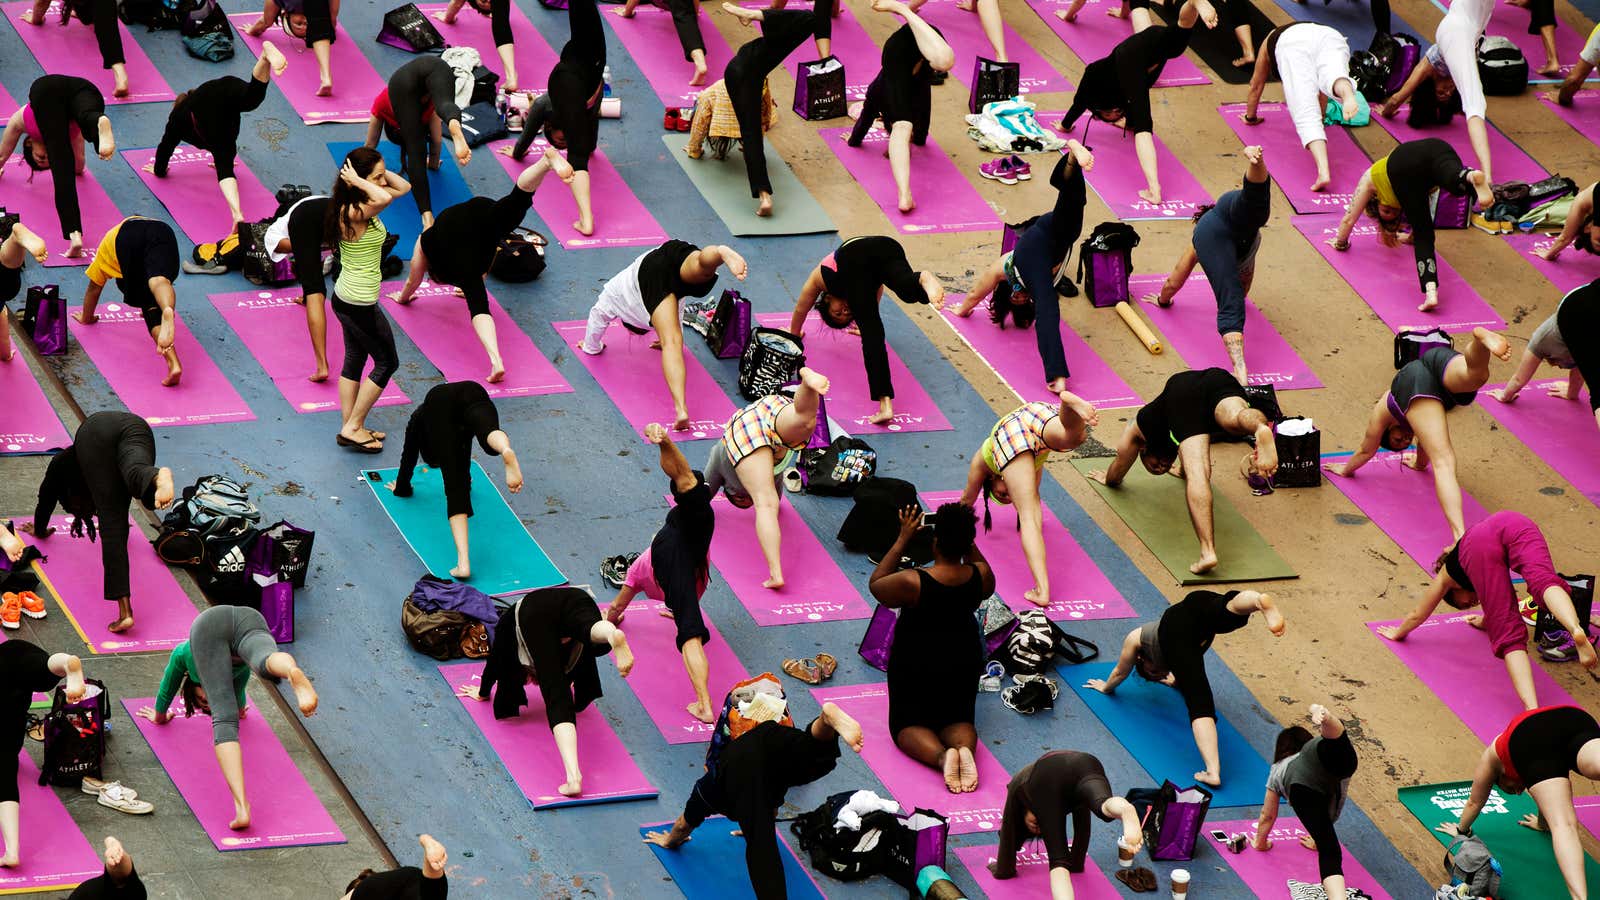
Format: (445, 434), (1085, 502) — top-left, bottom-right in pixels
(602, 65), (612, 98)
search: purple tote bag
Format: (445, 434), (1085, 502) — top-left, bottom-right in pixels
(859, 603), (896, 672)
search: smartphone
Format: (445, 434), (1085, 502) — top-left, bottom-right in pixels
(367, 471), (382, 481)
(1210, 830), (1229, 841)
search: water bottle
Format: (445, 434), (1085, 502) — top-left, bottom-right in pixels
(603, 65), (613, 98)
(917, 866), (968, 900)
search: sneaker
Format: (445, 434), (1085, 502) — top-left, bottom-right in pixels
(0, 594), (19, 630)
(16, 591), (44, 620)
(1519, 594), (1540, 627)
(978, 157), (1018, 185)
(1538, 629), (1577, 662)
(664, 107), (681, 131)
(97, 784), (154, 816)
(1008, 155), (1033, 180)
(1012, 672), (1060, 700)
(599, 553), (638, 589)
(181, 256), (228, 276)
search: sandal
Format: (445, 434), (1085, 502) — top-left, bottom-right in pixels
(814, 653), (837, 680)
(1115, 867), (1158, 893)
(781, 658), (822, 685)
(335, 433), (384, 454)
(97, 784), (154, 816)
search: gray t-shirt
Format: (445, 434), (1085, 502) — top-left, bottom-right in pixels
(1265, 736), (1350, 822)
(1528, 308), (1576, 369)
(1137, 621), (1168, 680)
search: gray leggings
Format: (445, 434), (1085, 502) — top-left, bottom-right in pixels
(190, 606), (279, 745)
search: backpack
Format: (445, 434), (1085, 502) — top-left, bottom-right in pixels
(802, 436), (877, 496)
(1370, 32), (1422, 97)
(155, 475), (262, 567)
(1349, 50), (1390, 102)
(1076, 222), (1139, 308)
(737, 327), (805, 401)
(240, 220), (296, 286)
(1477, 35), (1528, 96)
(489, 228), (547, 283)
(1444, 833), (1502, 899)
(835, 476), (933, 564)
(400, 597), (472, 660)
(458, 101), (507, 147)
(192, 228), (246, 271)
(789, 791), (900, 882)
(37, 680), (109, 788)
(1003, 609), (1057, 675)
(703, 673), (792, 782)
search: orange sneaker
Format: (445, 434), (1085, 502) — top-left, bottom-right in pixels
(0, 594), (20, 630)
(16, 591), (44, 620)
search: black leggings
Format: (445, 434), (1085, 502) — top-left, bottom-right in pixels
(74, 412), (160, 601)
(1286, 734), (1358, 882)
(388, 58), (464, 216)
(1012, 155), (1087, 383)
(664, 0), (705, 60)
(725, 10), (818, 197)
(66, 864), (146, 899)
(1158, 590), (1250, 722)
(1524, 0), (1556, 32)
(28, 75), (107, 240)
(287, 197), (331, 298)
(71, 0), (125, 70)
(1557, 271), (1600, 414)
(1388, 138), (1472, 293)
(549, 0), (605, 171)
(0, 642), (58, 805)
(331, 295), (398, 387)
(154, 74), (271, 182)
(484, 0), (512, 46)
(296, 0), (336, 45)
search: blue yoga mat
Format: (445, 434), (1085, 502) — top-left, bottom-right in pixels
(1061, 662), (1268, 807)
(640, 818), (824, 899)
(361, 461), (565, 596)
(326, 141), (474, 260)
(1262, 0), (1430, 56)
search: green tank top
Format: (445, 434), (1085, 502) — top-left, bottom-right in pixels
(333, 216), (387, 306)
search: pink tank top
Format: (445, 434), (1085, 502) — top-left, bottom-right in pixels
(20, 106), (80, 143)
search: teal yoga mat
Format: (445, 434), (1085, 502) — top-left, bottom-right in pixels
(326, 141), (475, 260)
(660, 134), (836, 237)
(361, 461), (564, 596)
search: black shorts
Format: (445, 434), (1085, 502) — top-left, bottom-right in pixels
(1137, 368), (1245, 457)
(1508, 706), (1600, 788)
(0, 262), (19, 306)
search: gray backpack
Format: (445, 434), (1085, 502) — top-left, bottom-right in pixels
(1445, 833), (1501, 899)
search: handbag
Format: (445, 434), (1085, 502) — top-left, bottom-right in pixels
(246, 520), (315, 588)
(22, 285), (67, 356)
(401, 596), (472, 660)
(978, 594), (1019, 657)
(459, 100), (508, 147)
(376, 3), (445, 52)
(836, 477), (929, 561)
(882, 809), (949, 891)
(253, 575), (295, 642)
(737, 326), (805, 400)
(793, 57), (846, 121)
(460, 622), (491, 658)
(706, 289), (752, 359)
(1241, 383), (1282, 422)
(1128, 781), (1212, 861)
(1393, 327), (1453, 369)
(1271, 417), (1321, 489)
(489, 228), (547, 283)
(37, 679), (109, 788)
(969, 56), (1021, 114)
(859, 603), (896, 672)
(1433, 190), (1472, 229)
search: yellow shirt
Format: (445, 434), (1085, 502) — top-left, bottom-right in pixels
(1368, 156), (1400, 209)
(83, 217), (138, 286)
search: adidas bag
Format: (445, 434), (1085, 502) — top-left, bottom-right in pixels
(459, 100), (508, 147)
(155, 475), (262, 567)
(1477, 35), (1528, 96)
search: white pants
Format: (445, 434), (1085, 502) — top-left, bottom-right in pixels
(1436, 9), (1488, 119)
(1277, 25), (1352, 147)
(580, 282), (652, 354)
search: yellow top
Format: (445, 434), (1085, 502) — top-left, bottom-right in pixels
(1368, 156), (1400, 209)
(84, 217), (140, 286)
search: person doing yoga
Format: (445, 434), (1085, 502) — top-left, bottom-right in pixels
(606, 424), (718, 724)
(1378, 511), (1599, 706)
(0, 641), (86, 867)
(1536, 181), (1600, 261)
(68, 836), (147, 899)
(1253, 705), (1360, 900)
(961, 393), (1098, 605)
(870, 503), (995, 794)
(1509, 0), (1566, 77)
(508, 0), (605, 236)
(615, 0), (711, 86)
(1144, 145), (1270, 385)
(139, 605), (320, 831)
(1546, 25), (1600, 106)
(1091, 368), (1277, 574)
(27, 412), (176, 634)
(388, 148), (573, 382)
(245, 0), (341, 97)
(643, 703), (864, 900)
(1325, 330), (1512, 541)
(1088, 590), (1286, 787)
(990, 750), (1145, 900)
(705, 370), (830, 589)
(789, 235), (943, 424)
(341, 834), (449, 900)
(1057, 0), (1219, 205)
(364, 57), (471, 230)
(468, 586), (635, 797)
(435, 0), (524, 91)
(0, 219), (49, 364)
(74, 217), (184, 386)
(1329, 138), (1493, 312)
(720, 5), (831, 217)
(579, 239), (747, 431)
(19, 0), (129, 98)
(1240, 24), (1360, 193)
(847, 0), (955, 215)
(954, 142), (1095, 391)
(1491, 280), (1600, 433)
(0, 75), (117, 259)
(264, 192), (337, 382)
(1380, 0), (1495, 180)
(953, 0), (1008, 63)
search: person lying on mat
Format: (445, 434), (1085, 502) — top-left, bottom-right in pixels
(869, 503), (995, 794)
(1491, 281), (1600, 433)
(75, 217), (185, 387)
(1143, 145), (1270, 385)
(1056, 0), (1219, 205)
(1442, 706), (1600, 899)
(1327, 138), (1493, 312)
(643, 702), (864, 899)
(0, 641), (85, 867)
(1546, 26), (1600, 107)
(1325, 329), (1511, 541)
(705, 370), (830, 590)
(955, 142), (1095, 393)
(508, 0), (604, 236)
(1090, 368), (1276, 575)
(961, 393), (1098, 605)
(579, 239), (748, 431)
(606, 424), (719, 724)
(615, 0), (712, 87)
(789, 234), (944, 424)
(19, 0), (130, 99)
(1377, 511), (1598, 707)
(991, 750), (1145, 899)
(846, 0), (956, 215)
(341, 833), (449, 900)
(1087, 590), (1286, 787)
(467, 586), (635, 797)
(0, 75), (117, 259)
(1239, 24), (1361, 193)
(1378, 0), (1495, 181)
(0, 219), (49, 364)
(1536, 182), (1600, 261)
(264, 191), (336, 382)
(245, 0), (341, 98)
(68, 836), (147, 899)
(388, 148), (573, 382)
(1254, 704), (1359, 900)
(435, 0), (524, 91)
(138, 606), (320, 831)
(363, 56), (471, 231)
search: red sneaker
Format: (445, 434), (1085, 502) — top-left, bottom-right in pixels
(0, 594), (20, 630)
(664, 107), (681, 131)
(17, 591), (44, 620)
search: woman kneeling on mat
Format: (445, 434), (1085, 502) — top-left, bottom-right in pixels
(0, 75), (118, 259)
(991, 750), (1145, 899)
(847, 0), (955, 215)
(1239, 24), (1359, 194)
(69, 836), (147, 898)
(0, 219), (49, 364)
(19, 0), (129, 99)
(1379, 0), (1495, 180)
(435, 0), (523, 91)
(870, 503), (995, 794)
(1253, 704), (1359, 900)
(468, 586), (635, 797)
(1088, 590), (1286, 787)
(75, 217), (184, 386)
(1325, 329), (1512, 541)
(364, 57), (471, 230)
(139, 606), (320, 831)
(245, 0), (341, 98)
(1, 641), (90, 866)
(1378, 510), (1599, 706)
(1491, 279), (1600, 434)
(1537, 181), (1600, 262)
(342, 834), (448, 900)
(961, 393), (1098, 607)
(789, 235), (943, 425)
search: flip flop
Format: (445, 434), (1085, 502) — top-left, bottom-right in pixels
(782, 658), (822, 685)
(335, 434), (384, 454)
(814, 652), (838, 680)
(1115, 867), (1158, 893)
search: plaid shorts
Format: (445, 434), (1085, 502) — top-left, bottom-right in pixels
(984, 401), (1057, 474)
(725, 395), (804, 466)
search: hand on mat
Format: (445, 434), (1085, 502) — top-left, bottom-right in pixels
(1239, 112), (1263, 126)
(1252, 835), (1271, 851)
(17, 522), (53, 539)
(1375, 625), (1407, 642)
(642, 829), (689, 848)
(1463, 614), (1486, 630)
(135, 706), (172, 725)
(1324, 236), (1350, 252)
(1435, 822), (1465, 838)
(1085, 469), (1113, 485)
(1084, 678), (1114, 694)
(141, 163), (157, 174)
(1378, 98), (1400, 119)
(1518, 813), (1547, 832)
(1299, 834), (1317, 851)
(456, 684), (488, 702)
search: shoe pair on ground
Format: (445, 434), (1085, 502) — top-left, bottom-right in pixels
(0, 591), (45, 629)
(782, 653), (838, 685)
(662, 107), (693, 132)
(978, 155), (1034, 186)
(81, 777), (154, 815)
(1001, 672), (1057, 714)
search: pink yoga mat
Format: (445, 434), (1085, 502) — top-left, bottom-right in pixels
(229, 14), (385, 124)
(209, 287), (410, 414)
(1209, 817), (1393, 899)
(704, 492), (871, 625)
(1541, 90), (1600, 145)
(1062, 121), (1212, 221)
(552, 319), (737, 442)
(1578, 795), (1600, 843)
(120, 148), (276, 245)
(1481, 380), (1600, 507)
(923, 489), (1136, 621)
(1127, 273), (1323, 391)
(953, 845), (1122, 899)
(820, 126), (1000, 235)
(811, 682), (1008, 834)
(379, 280), (571, 399)
(419, 2), (558, 92)
(0, 358), (70, 454)
(0, 753), (103, 892)
(911, 0), (1073, 96)
(754, 311), (950, 434)
(123, 697), (347, 850)
(1218, 102), (1365, 216)
(938, 299), (1141, 410)
(1433, 0), (1594, 83)
(1323, 452), (1491, 573)
(1367, 613), (1581, 743)
(1507, 232), (1600, 293)
(1025, 0), (1208, 87)
(487, 138), (667, 250)
(438, 662), (658, 808)
(69, 305), (255, 427)
(747, 3), (878, 102)
(598, 597), (747, 744)
(0, 153), (121, 268)
(1372, 110), (1547, 185)
(604, 4), (735, 107)
(3, 1), (174, 104)
(1291, 215), (1507, 333)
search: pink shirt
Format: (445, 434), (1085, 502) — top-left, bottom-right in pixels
(1456, 511), (1566, 659)
(19, 105), (77, 143)
(622, 548), (709, 602)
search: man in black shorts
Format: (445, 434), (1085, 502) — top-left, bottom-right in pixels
(75, 217), (184, 387)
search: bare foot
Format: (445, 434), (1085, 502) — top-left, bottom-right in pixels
(66, 237), (85, 259)
(868, 409), (894, 425)
(229, 799), (251, 830)
(12, 224), (47, 263)
(612, 634), (635, 678)
(97, 118), (116, 159)
(559, 775), (583, 797)
(1417, 288), (1439, 313)
(798, 366), (831, 395)
(308, 367), (329, 383)
(1194, 770), (1221, 787)
(544, 147), (575, 182)
(897, 190), (916, 214)
(288, 667), (319, 717)
(113, 75), (129, 100)
(419, 834), (447, 876)
(1310, 176), (1330, 192)
(762, 574), (785, 590)
(1474, 326), (1512, 362)
(1537, 63), (1561, 77)
(686, 699), (715, 724)
(756, 193), (773, 217)
(673, 411), (691, 431)
(943, 747), (962, 793)
(162, 358), (183, 387)
(957, 745), (978, 792)
(1060, 390), (1099, 427)
(1468, 170), (1493, 210)
(0, 853), (15, 868)
(820, 701), (864, 752)
(103, 836), (126, 870)
(690, 62), (707, 86)
(871, 0), (908, 14)
(1138, 188), (1162, 205)
(1054, 7), (1077, 21)
(723, 2), (762, 22)
(574, 219), (595, 236)
(1232, 55), (1254, 68)
(1189, 551), (1218, 575)
(449, 564), (471, 579)
(261, 40), (288, 75)
(107, 615), (135, 634)
(154, 467), (175, 508)
(1024, 588), (1049, 608)
(316, 79), (333, 98)
(1258, 593), (1286, 635)
(487, 358), (506, 383)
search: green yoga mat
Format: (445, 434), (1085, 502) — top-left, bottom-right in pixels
(1399, 781), (1600, 898)
(361, 461), (565, 597)
(661, 133), (836, 237)
(1069, 457), (1296, 585)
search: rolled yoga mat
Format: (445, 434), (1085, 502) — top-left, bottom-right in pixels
(551, 319), (738, 443)
(1480, 379), (1600, 507)
(701, 492), (872, 625)
(819, 126), (1002, 235)
(378, 281), (572, 400)
(1217, 102), (1367, 216)
(938, 298), (1143, 410)
(326, 141), (474, 261)
(121, 148), (278, 245)
(1371, 110), (1548, 185)
(229, 14), (386, 124)
(640, 817), (824, 900)
(1431, 0), (1596, 84)
(1507, 232), (1600, 293)
(909, 0), (1076, 96)
(488, 137), (669, 251)
(662, 133), (837, 238)
(2, 0), (175, 104)
(953, 843), (1124, 899)
(1128, 273), (1324, 391)
(1322, 451), (1493, 573)
(0, 151), (122, 268)
(1069, 456), (1297, 585)
(598, 596), (749, 745)
(1051, 116), (1213, 221)
(0, 356), (71, 455)
(1023, 0), (1210, 87)
(417, 2), (559, 92)
(0, 753), (104, 891)
(1209, 817), (1394, 898)
(603, 3), (736, 108)
(69, 307), (257, 427)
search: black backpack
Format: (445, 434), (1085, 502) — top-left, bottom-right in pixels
(1478, 35), (1528, 96)
(1349, 50), (1390, 101)
(37, 680), (109, 788)
(789, 791), (902, 882)
(489, 228), (547, 283)
(836, 476), (933, 563)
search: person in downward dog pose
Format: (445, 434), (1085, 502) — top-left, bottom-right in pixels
(956, 0), (1008, 63)
(364, 57), (472, 230)
(0, 219), (49, 364)
(74, 217), (185, 386)
(0, 75), (117, 259)
(435, 0), (524, 91)
(961, 392), (1099, 606)
(244, 0), (341, 97)
(1239, 23), (1360, 193)
(1490, 279), (1600, 435)
(1547, 26), (1600, 107)
(615, 0), (711, 86)
(847, 0), (956, 214)
(0, 641), (87, 867)
(1536, 181), (1600, 262)
(20, 0), (129, 98)
(1379, 0), (1496, 181)
(341, 834), (449, 900)
(1325, 329), (1513, 542)
(1254, 705), (1360, 900)
(508, 0), (606, 236)
(991, 750), (1146, 900)
(1087, 590), (1286, 787)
